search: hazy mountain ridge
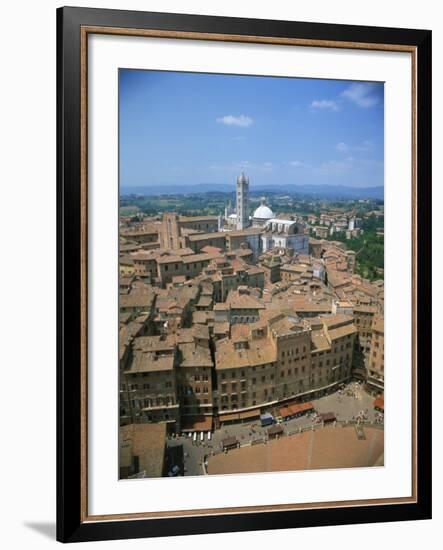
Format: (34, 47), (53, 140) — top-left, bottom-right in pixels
(121, 183), (384, 200)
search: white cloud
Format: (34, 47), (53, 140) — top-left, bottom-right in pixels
(216, 114), (253, 127)
(310, 99), (339, 112)
(335, 140), (374, 153)
(335, 142), (349, 153)
(314, 156), (382, 176)
(341, 83), (380, 108)
(289, 160), (310, 168)
(210, 160), (272, 172)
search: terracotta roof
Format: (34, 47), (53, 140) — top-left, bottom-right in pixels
(187, 232), (226, 242)
(213, 321), (230, 335)
(219, 412), (240, 422)
(127, 349), (174, 373)
(226, 291), (265, 311)
(322, 314), (354, 328)
(327, 323), (357, 340)
(281, 264), (308, 273)
(174, 247), (195, 256)
(165, 329), (194, 346)
(196, 296), (212, 307)
(327, 269), (352, 288)
(269, 316), (305, 337)
(336, 300), (353, 308)
(231, 324), (250, 341)
(201, 245), (224, 254)
(292, 300), (332, 314)
(354, 305), (378, 314)
(120, 423), (166, 478)
(194, 324), (210, 340)
(239, 409), (261, 420)
(182, 252), (220, 264)
(192, 311), (215, 325)
(216, 337), (276, 370)
(119, 322), (144, 361)
(246, 266), (265, 276)
(179, 215), (218, 222)
(179, 342), (213, 368)
(234, 248), (254, 257)
(310, 331), (331, 353)
(156, 255), (184, 264)
(130, 250), (159, 261)
(227, 227), (263, 237)
(279, 401), (314, 418)
(120, 290), (155, 310)
(213, 303), (229, 311)
(133, 336), (175, 353)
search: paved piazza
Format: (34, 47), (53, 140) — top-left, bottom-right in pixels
(207, 425), (384, 475)
(166, 382), (384, 476)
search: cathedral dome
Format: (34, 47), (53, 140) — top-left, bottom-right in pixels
(253, 198), (274, 220)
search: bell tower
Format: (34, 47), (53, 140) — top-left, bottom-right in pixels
(236, 172), (250, 230)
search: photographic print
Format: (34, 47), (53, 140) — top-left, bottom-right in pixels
(118, 70), (385, 480)
(57, 9), (431, 541)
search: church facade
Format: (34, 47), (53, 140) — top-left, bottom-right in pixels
(262, 219), (309, 254)
(222, 172), (309, 256)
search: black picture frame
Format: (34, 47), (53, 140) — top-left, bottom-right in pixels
(57, 6), (432, 543)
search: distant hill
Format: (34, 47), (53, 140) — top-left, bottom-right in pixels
(121, 183), (384, 201)
(121, 184), (233, 195)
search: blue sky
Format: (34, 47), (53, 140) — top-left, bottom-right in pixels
(119, 69), (384, 188)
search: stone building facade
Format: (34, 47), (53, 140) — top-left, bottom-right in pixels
(121, 336), (180, 429)
(367, 316), (384, 392)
